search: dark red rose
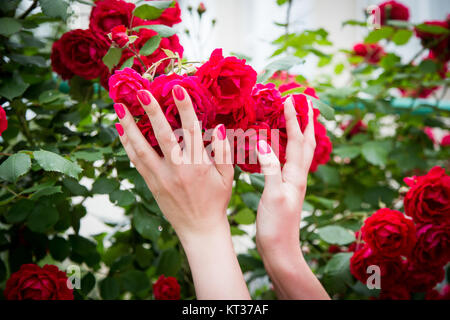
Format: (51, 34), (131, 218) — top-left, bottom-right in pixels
(153, 275), (180, 300)
(411, 223), (450, 267)
(353, 43), (386, 64)
(403, 166), (450, 225)
(328, 245), (343, 254)
(4, 264), (73, 300)
(399, 87), (438, 99)
(350, 244), (405, 287)
(138, 74), (214, 155)
(144, 0), (182, 27)
(53, 29), (109, 80)
(361, 208), (416, 258)
(340, 119), (367, 137)
(310, 108), (332, 172)
(379, 286), (411, 300)
(404, 261), (445, 293)
(0, 105), (7, 136)
(196, 48), (257, 129)
(415, 20), (450, 61)
(108, 67), (151, 116)
(378, 1), (410, 25)
(50, 40), (75, 80)
(89, 0), (135, 39)
(441, 134), (450, 147)
(110, 25), (129, 48)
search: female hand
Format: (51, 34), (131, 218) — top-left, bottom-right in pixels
(255, 96), (330, 300)
(114, 85), (250, 299)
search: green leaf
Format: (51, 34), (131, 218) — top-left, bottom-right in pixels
(100, 277), (120, 300)
(249, 174), (265, 193)
(416, 23), (450, 35)
(311, 98), (335, 120)
(120, 56), (135, 70)
(419, 59), (438, 74)
(334, 63), (345, 74)
(132, 24), (176, 37)
(133, 2), (173, 20)
(361, 141), (390, 166)
(156, 248), (181, 277)
(234, 208), (256, 225)
(69, 235), (101, 267)
(120, 270), (149, 294)
(392, 29), (412, 45)
(0, 72), (29, 101)
(133, 206), (162, 242)
(257, 56), (303, 83)
(30, 185), (62, 200)
(26, 202), (59, 233)
(364, 27), (394, 44)
(241, 192), (260, 211)
(38, 0), (68, 21)
(317, 226), (356, 245)
(80, 273), (96, 296)
(315, 165), (340, 187)
(109, 189), (135, 207)
(0, 258), (6, 283)
(140, 35), (161, 56)
(333, 145), (361, 159)
(92, 177), (120, 194)
(4, 199), (33, 224)
(49, 236), (70, 261)
(62, 177), (89, 196)
(102, 47), (123, 72)
(33, 150), (82, 179)
(135, 245), (153, 269)
(323, 252), (353, 293)
(72, 150), (103, 162)
(0, 17), (21, 36)
(230, 226), (246, 236)
(0, 153), (31, 182)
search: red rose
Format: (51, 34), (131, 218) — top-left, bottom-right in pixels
(404, 261), (445, 293)
(108, 67), (151, 116)
(361, 208), (416, 258)
(399, 87), (438, 99)
(328, 245), (343, 254)
(196, 49), (257, 129)
(310, 108), (332, 172)
(340, 119), (367, 137)
(153, 275), (180, 300)
(52, 29), (109, 80)
(110, 25), (129, 48)
(4, 264), (73, 300)
(403, 166), (450, 225)
(378, 1), (410, 25)
(50, 40), (75, 80)
(0, 105), (7, 136)
(89, 0), (135, 39)
(350, 244), (404, 287)
(441, 134), (450, 147)
(144, 0), (182, 27)
(197, 2), (206, 15)
(379, 286), (411, 300)
(411, 223), (450, 267)
(137, 74), (214, 155)
(415, 20), (450, 61)
(353, 43), (385, 64)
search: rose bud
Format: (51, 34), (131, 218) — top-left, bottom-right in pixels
(110, 25), (129, 48)
(197, 2), (206, 15)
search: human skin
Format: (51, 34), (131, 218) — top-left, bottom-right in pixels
(114, 85), (250, 299)
(255, 97), (330, 300)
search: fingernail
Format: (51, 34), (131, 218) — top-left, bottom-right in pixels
(137, 90), (151, 105)
(257, 140), (271, 154)
(217, 124), (226, 140)
(173, 85), (185, 100)
(115, 123), (124, 136)
(114, 103), (125, 119)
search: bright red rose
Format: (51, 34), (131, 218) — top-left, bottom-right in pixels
(110, 25), (129, 48)
(137, 74), (214, 155)
(350, 244), (405, 287)
(153, 275), (180, 300)
(415, 20), (450, 61)
(361, 208), (416, 258)
(310, 108), (332, 172)
(108, 67), (151, 116)
(0, 105), (7, 136)
(196, 49), (257, 129)
(89, 0), (135, 39)
(404, 261), (445, 293)
(52, 29), (109, 81)
(340, 119), (367, 137)
(441, 134), (450, 146)
(379, 286), (411, 300)
(403, 166), (450, 225)
(353, 43), (386, 64)
(378, 1), (410, 25)
(4, 264), (73, 300)
(144, 0), (182, 27)
(411, 223), (450, 267)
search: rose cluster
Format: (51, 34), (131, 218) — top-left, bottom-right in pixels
(51, 0), (183, 89)
(108, 49), (332, 173)
(350, 166), (450, 300)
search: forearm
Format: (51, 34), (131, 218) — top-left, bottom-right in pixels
(179, 218), (251, 300)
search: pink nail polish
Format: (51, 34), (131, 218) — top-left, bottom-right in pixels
(115, 123), (124, 136)
(217, 124), (226, 140)
(137, 90), (151, 105)
(173, 85), (185, 100)
(114, 103), (125, 119)
(257, 140), (271, 154)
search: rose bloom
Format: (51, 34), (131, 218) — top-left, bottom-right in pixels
(399, 87), (438, 99)
(441, 134), (450, 147)
(415, 20), (450, 61)
(361, 208), (416, 258)
(137, 74), (214, 155)
(108, 67), (151, 116)
(153, 275), (180, 300)
(403, 166), (450, 225)
(51, 29), (109, 81)
(350, 244), (405, 287)
(340, 119), (367, 137)
(0, 105), (7, 136)
(411, 223), (450, 267)
(196, 48), (257, 129)
(403, 261), (445, 293)
(310, 108), (332, 172)
(378, 1), (410, 25)
(89, 0), (135, 39)
(378, 286), (411, 300)
(144, 0), (182, 26)
(4, 264), (73, 300)
(353, 43), (386, 64)
(110, 25), (129, 48)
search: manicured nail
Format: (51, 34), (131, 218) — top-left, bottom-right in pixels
(115, 123), (124, 136)
(114, 103), (125, 119)
(217, 124), (226, 140)
(137, 90), (151, 105)
(173, 85), (185, 100)
(257, 140), (271, 154)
